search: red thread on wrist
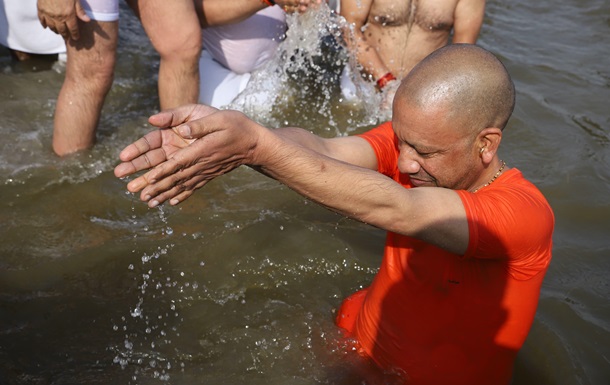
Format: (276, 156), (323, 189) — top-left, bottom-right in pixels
(260, 0), (275, 6)
(376, 72), (396, 90)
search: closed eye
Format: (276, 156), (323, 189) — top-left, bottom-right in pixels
(416, 150), (434, 157)
(399, 140), (437, 158)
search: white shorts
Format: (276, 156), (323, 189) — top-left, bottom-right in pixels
(0, 0), (65, 54)
(202, 5), (285, 74)
(340, 65), (359, 101)
(81, 0), (120, 22)
(200, 6), (285, 108)
(0, 0), (118, 56)
(198, 49), (252, 108)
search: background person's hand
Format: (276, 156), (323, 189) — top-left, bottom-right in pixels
(37, 0), (90, 41)
(275, 0), (322, 14)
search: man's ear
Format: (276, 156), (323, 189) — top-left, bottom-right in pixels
(477, 127), (502, 164)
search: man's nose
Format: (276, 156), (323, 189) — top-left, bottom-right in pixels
(398, 149), (421, 174)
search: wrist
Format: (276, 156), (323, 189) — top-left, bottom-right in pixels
(376, 72), (396, 91)
(260, 0), (275, 6)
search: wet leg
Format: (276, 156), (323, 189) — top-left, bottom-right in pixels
(52, 19), (118, 156)
(128, 0), (201, 109)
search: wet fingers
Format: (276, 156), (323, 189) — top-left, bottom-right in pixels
(115, 147), (168, 178)
(146, 175), (208, 208)
(169, 179), (209, 205)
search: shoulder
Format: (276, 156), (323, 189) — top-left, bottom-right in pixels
(350, 122), (397, 174)
(357, 122), (397, 162)
(358, 121), (395, 141)
(458, 169), (555, 277)
(461, 169), (553, 215)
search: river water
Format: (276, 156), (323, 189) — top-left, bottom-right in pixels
(0, 1), (608, 384)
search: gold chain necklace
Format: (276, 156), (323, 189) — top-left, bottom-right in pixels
(473, 160), (506, 193)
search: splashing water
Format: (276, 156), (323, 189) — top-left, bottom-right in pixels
(229, 3), (386, 133)
(109, 6), (395, 383)
(111, 206), (185, 382)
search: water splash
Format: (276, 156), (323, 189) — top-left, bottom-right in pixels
(111, 204), (185, 382)
(229, 3), (384, 132)
(108, 6), (392, 383)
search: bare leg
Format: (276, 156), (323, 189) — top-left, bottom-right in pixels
(127, 0), (201, 109)
(52, 19), (118, 156)
(9, 49), (32, 61)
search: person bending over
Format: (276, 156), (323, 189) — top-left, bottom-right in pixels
(114, 44), (554, 385)
(38, 0), (317, 156)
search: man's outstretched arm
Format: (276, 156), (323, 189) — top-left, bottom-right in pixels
(115, 104), (468, 255)
(115, 104), (377, 202)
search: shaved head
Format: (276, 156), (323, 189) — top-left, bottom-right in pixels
(395, 44), (515, 135)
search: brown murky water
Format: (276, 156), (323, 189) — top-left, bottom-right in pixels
(1, 1), (609, 384)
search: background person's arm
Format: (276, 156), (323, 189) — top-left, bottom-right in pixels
(37, 0), (90, 41)
(340, 0), (392, 82)
(452, 0), (485, 43)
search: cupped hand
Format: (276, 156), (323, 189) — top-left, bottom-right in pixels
(115, 105), (262, 208)
(114, 104), (217, 188)
(37, 0), (90, 41)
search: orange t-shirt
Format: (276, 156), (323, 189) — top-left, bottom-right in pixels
(336, 122), (555, 385)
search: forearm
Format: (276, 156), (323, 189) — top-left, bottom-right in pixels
(348, 30), (391, 81)
(255, 127), (469, 255)
(273, 126), (378, 169)
(255, 128), (408, 230)
(197, 0), (267, 27)
(272, 127), (336, 155)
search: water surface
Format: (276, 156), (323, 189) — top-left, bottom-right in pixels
(0, 1), (609, 384)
